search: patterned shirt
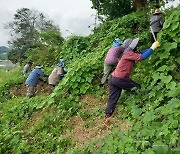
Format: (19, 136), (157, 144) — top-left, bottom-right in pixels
(105, 46), (124, 65)
(48, 67), (64, 85)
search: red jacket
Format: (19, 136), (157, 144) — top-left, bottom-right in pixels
(112, 51), (142, 78)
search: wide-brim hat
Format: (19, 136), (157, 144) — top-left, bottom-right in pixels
(153, 8), (162, 15)
(129, 38), (139, 49)
(123, 38), (139, 52)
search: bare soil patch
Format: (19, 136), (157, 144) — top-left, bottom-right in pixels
(81, 95), (106, 109)
(10, 82), (51, 96)
(66, 95), (130, 147)
(68, 115), (130, 147)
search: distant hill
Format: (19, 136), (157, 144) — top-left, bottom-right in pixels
(0, 46), (9, 60)
(0, 46), (10, 53)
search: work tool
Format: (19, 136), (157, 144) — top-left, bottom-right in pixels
(150, 26), (157, 42)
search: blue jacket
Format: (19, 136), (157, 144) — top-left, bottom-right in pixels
(25, 68), (48, 86)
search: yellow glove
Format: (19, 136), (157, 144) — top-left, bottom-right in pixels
(151, 41), (160, 50)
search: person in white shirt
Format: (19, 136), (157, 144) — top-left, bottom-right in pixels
(23, 60), (33, 76)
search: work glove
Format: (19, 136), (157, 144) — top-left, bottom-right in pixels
(150, 41), (160, 50)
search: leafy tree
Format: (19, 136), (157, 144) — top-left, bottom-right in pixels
(90, 0), (176, 19)
(6, 8), (61, 63)
(90, 0), (132, 19)
(25, 29), (64, 67)
(132, 0), (147, 10)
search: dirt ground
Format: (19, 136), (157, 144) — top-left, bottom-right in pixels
(20, 89), (130, 148)
(10, 82), (51, 96)
(68, 116), (130, 147)
(66, 95), (130, 147)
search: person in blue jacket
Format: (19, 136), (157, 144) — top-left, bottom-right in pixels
(25, 65), (48, 97)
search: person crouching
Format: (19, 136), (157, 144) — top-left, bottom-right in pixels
(25, 65), (48, 98)
(48, 59), (67, 92)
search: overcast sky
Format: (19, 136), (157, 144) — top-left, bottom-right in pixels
(0, 0), (99, 46)
(0, 0), (179, 46)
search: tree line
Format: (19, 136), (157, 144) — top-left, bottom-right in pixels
(6, 0), (175, 64)
(90, 0), (175, 19)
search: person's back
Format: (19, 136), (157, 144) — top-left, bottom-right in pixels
(150, 8), (164, 43)
(48, 67), (64, 86)
(112, 51), (142, 78)
(100, 38), (124, 86)
(150, 14), (163, 32)
(25, 65), (48, 97)
(25, 67), (47, 86)
(105, 46), (124, 65)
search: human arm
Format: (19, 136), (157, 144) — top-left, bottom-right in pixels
(39, 78), (44, 82)
(140, 49), (148, 54)
(42, 73), (48, 77)
(141, 41), (160, 60)
(58, 74), (65, 78)
(56, 67), (66, 79)
(58, 70), (67, 79)
(140, 48), (153, 60)
(123, 41), (160, 61)
(38, 69), (48, 77)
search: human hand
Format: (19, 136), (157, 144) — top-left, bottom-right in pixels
(151, 41), (160, 50)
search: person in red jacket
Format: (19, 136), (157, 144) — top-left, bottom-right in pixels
(105, 38), (160, 119)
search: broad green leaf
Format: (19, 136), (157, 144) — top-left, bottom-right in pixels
(162, 42), (177, 52)
(157, 65), (167, 72)
(167, 86), (180, 97)
(144, 149), (155, 154)
(170, 148), (180, 153)
(167, 81), (176, 90)
(152, 144), (168, 154)
(172, 22), (179, 31)
(161, 75), (172, 84)
(167, 98), (180, 110)
(142, 111), (156, 122)
(176, 57), (180, 64)
(152, 72), (160, 81)
(159, 51), (170, 59)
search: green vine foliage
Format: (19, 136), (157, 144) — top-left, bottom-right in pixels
(25, 30), (64, 67)
(0, 68), (25, 103)
(67, 6), (180, 153)
(0, 6), (179, 154)
(51, 10), (150, 101)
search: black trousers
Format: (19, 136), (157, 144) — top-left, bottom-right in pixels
(105, 76), (141, 115)
(150, 32), (158, 43)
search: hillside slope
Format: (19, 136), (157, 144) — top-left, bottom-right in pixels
(0, 6), (179, 153)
